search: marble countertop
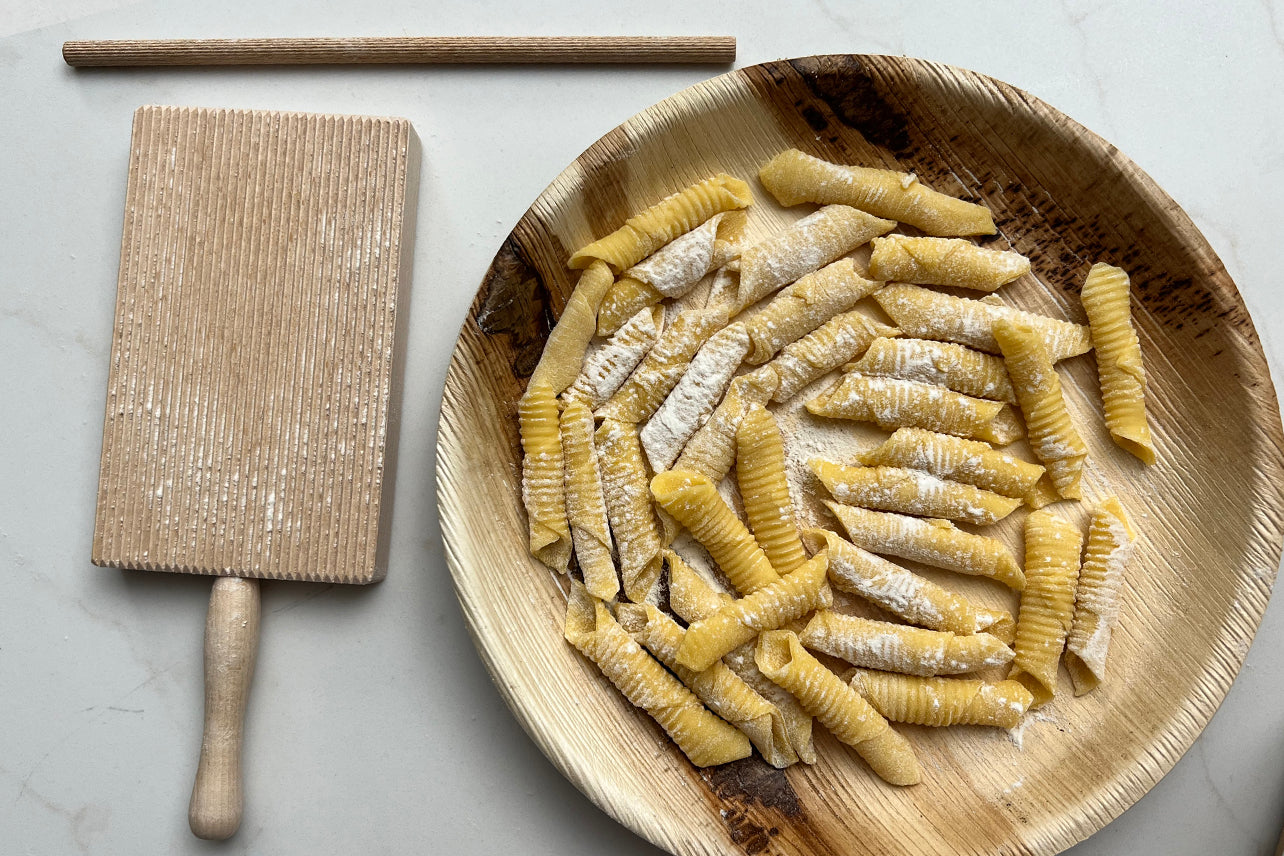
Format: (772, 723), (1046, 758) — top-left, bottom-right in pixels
(3, 1), (1282, 853)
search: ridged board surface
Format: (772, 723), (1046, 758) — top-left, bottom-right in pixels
(93, 105), (418, 583)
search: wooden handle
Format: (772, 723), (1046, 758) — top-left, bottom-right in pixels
(62, 36), (736, 67)
(188, 577), (261, 840)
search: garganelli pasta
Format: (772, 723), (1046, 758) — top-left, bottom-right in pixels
(767, 311), (898, 402)
(518, 380), (571, 573)
(561, 401), (618, 600)
(736, 405), (808, 573)
(810, 460), (1022, 526)
(847, 670), (1034, 728)
(595, 419), (664, 602)
(564, 306), (662, 409)
(1065, 497), (1136, 695)
(867, 235), (1029, 292)
(850, 337), (1017, 405)
(674, 366), (778, 482)
(800, 611), (1013, 676)
(857, 427), (1045, 501)
(1010, 509), (1083, 706)
(529, 260), (615, 395)
(742, 258), (882, 365)
(1081, 262), (1156, 464)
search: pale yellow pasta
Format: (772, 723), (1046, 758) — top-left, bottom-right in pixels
(742, 259), (882, 365)
(597, 306), (728, 423)
(640, 323), (751, 472)
(867, 235), (1029, 292)
(767, 312), (899, 402)
(735, 405), (807, 573)
(563, 583), (751, 767)
(569, 173), (753, 271)
(1023, 475), (1062, 510)
(1066, 497), (1136, 695)
(616, 603), (797, 768)
(974, 607), (1017, 646)
(674, 366), (779, 482)
(875, 284), (1092, 362)
(810, 460), (1021, 526)
(705, 260), (740, 309)
(850, 337), (1017, 404)
(1081, 262), (1155, 464)
(596, 211), (745, 335)
(737, 204), (894, 309)
(826, 502), (1026, 590)
(518, 380), (571, 572)
(676, 552), (832, 672)
(993, 318), (1088, 500)
(806, 528), (1014, 636)
(755, 630), (920, 786)
(758, 148), (994, 237)
(564, 306), (662, 409)
(806, 372), (1023, 446)
(857, 427), (1045, 501)
(650, 470), (781, 596)
(528, 260), (614, 395)
(801, 611), (1013, 676)
(561, 401), (618, 600)
(847, 670), (1033, 728)
(1010, 508), (1083, 707)
(595, 419), (664, 602)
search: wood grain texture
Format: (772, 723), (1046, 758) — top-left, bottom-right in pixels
(62, 36), (736, 67)
(436, 56), (1284, 856)
(92, 105), (418, 583)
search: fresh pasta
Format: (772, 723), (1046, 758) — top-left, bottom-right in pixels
(742, 258), (882, 365)
(1010, 509), (1083, 707)
(1066, 497), (1136, 695)
(810, 460), (1022, 526)
(564, 306), (662, 409)
(595, 419), (664, 602)
(857, 427), (1045, 501)
(561, 401), (618, 600)
(767, 311), (898, 402)
(1081, 262), (1156, 464)
(518, 380), (571, 573)
(800, 611), (1013, 676)
(847, 670), (1034, 728)
(529, 260), (615, 395)
(850, 337), (1017, 405)
(673, 366), (778, 482)
(867, 235), (1029, 292)
(736, 405), (808, 573)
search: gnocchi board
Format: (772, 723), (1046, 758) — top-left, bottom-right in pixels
(435, 55), (1284, 856)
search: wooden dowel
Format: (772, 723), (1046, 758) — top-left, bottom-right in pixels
(62, 36), (736, 67)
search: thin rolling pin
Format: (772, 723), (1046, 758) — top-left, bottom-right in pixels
(62, 36), (736, 67)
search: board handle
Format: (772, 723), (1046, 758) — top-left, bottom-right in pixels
(189, 577), (261, 840)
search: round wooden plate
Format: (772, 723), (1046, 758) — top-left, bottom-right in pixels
(436, 55), (1284, 856)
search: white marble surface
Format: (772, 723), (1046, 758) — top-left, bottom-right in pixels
(2, 1), (1282, 853)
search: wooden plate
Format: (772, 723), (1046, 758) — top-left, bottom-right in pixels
(435, 55), (1284, 856)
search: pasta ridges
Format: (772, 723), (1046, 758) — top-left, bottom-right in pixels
(1009, 509), (1083, 706)
(518, 380), (571, 571)
(736, 405), (808, 573)
(847, 670), (1034, 728)
(674, 366), (778, 482)
(1081, 262), (1155, 464)
(1065, 497), (1136, 695)
(810, 459), (1022, 526)
(561, 401), (619, 600)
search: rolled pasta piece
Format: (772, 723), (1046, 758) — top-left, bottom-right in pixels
(1081, 263), (1155, 464)
(806, 372), (1023, 446)
(805, 528), (1013, 636)
(616, 603), (796, 768)
(650, 470), (780, 595)
(849, 337), (1017, 404)
(1065, 497), (1136, 695)
(598, 305), (729, 423)
(596, 211), (745, 335)
(563, 583), (751, 767)
(674, 366), (778, 482)
(529, 260), (615, 395)
(640, 323), (751, 472)
(826, 502), (1025, 590)
(569, 173), (753, 271)
(867, 235), (1029, 292)
(1010, 508), (1083, 706)
(561, 401), (618, 600)
(705, 260), (740, 309)
(857, 427), (1045, 501)
(847, 669), (1033, 728)
(737, 205), (894, 310)
(1023, 475), (1062, 510)
(993, 318), (1088, 500)
(595, 419), (664, 602)
(564, 307), (663, 409)
(875, 284), (1092, 362)
(677, 552), (832, 672)
(767, 312), (899, 402)
(810, 460), (1021, 526)
(801, 611), (1013, 676)
(518, 380), (571, 572)
(758, 148), (994, 237)
(974, 607), (1017, 646)
(742, 259), (882, 365)
(755, 631), (920, 786)
(736, 405), (808, 573)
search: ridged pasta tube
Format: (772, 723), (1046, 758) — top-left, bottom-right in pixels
(742, 259), (882, 365)
(518, 380), (571, 572)
(850, 337), (1017, 404)
(993, 318), (1088, 500)
(857, 427), (1045, 501)
(755, 631), (920, 786)
(595, 419), (664, 602)
(736, 405), (808, 572)
(674, 366), (778, 482)
(569, 173), (753, 271)
(1081, 263), (1155, 464)
(563, 583), (751, 767)
(847, 669), (1033, 728)
(564, 307), (662, 409)
(801, 611), (1013, 676)
(807, 372), (1023, 446)
(867, 235), (1029, 292)
(529, 260), (615, 394)
(758, 148), (994, 237)
(1065, 497), (1136, 695)
(767, 312), (898, 402)
(875, 284), (1092, 362)
(650, 470), (780, 595)
(677, 552), (832, 672)
(561, 401), (618, 600)
(826, 502), (1025, 590)
(810, 460), (1021, 526)
(1010, 509), (1083, 706)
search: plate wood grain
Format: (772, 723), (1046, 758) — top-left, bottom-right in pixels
(436, 55), (1284, 856)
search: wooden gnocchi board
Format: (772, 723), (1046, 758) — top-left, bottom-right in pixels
(436, 56), (1284, 855)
